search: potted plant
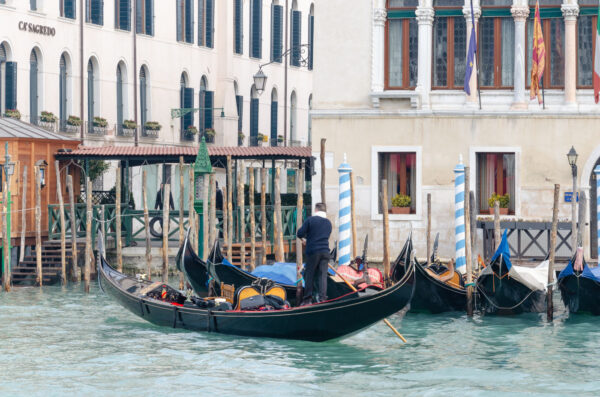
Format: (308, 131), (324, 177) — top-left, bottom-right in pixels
(121, 119), (137, 136)
(238, 132), (245, 145)
(185, 126), (198, 138)
(92, 116), (108, 134)
(488, 193), (510, 215)
(66, 115), (81, 133)
(390, 193), (411, 214)
(257, 133), (268, 146)
(39, 111), (57, 131)
(277, 134), (284, 145)
(5, 109), (21, 120)
(204, 127), (216, 143)
(144, 121), (161, 137)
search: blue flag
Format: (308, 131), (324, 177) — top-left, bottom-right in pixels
(464, 0), (477, 95)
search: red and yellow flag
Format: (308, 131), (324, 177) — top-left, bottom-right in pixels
(530, 1), (545, 104)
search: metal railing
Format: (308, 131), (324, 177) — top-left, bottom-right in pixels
(86, 121), (107, 136)
(116, 123), (137, 137)
(142, 127), (160, 138)
(59, 119), (82, 135)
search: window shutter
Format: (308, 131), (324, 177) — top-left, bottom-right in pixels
(270, 100), (277, 145)
(236, 95), (243, 132)
(176, 0), (182, 41)
(60, 60), (67, 122)
(204, 91), (214, 130)
(250, 98), (259, 143)
(251, 0), (262, 58)
(205, 0), (214, 48)
(291, 10), (301, 66)
(146, 0), (153, 35)
(5, 62), (17, 111)
(183, 87), (195, 131)
(309, 15), (314, 70)
(30, 57), (38, 120)
(185, 0), (194, 43)
(135, 0), (141, 32)
(31, 0), (37, 11)
(198, 0), (205, 46)
(65, 0), (76, 19)
(272, 5), (283, 62)
(234, 0), (243, 54)
(99, 0), (105, 25)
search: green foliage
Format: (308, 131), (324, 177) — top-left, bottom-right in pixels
(391, 193), (411, 208)
(79, 160), (110, 183)
(93, 116), (108, 128)
(5, 109), (21, 120)
(122, 119), (137, 129)
(277, 135), (284, 142)
(257, 133), (268, 142)
(40, 111), (57, 123)
(145, 121), (162, 131)
(186, 125), (198, 134)
(67, 115), (82, 126)
(488, 193), (510, 209)
(204, 128), (216, 137)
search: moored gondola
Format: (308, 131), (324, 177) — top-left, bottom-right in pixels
(477, 230), (553, 314)
(177, 233), (353, 305)
(98, 251), (416, 342)
(391, 235), (468, 313)
(558, 250), (600, 315)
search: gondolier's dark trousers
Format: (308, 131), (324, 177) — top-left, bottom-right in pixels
(304, 252), (330, 302)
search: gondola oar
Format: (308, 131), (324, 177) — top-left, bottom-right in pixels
(328, 263), (407, 343)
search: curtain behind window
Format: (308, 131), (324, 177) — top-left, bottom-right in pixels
(501, 18), (514, 86)
(388, 19), (403, 87)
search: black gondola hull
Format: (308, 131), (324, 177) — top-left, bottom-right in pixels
(559, 275), (600, 315)
(99, 257), (416, 342)
(477, 274), (546, 314)
(411, 261), (467, 313)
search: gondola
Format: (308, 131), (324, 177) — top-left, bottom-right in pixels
(558, 250), (600, 315)
(98, 250), (416, 342)
(477, 230), (553, 314)
(177, 233), (353, 305)
(390, 235), (467, 313)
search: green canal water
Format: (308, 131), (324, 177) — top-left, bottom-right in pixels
(1, 284), (599, 396)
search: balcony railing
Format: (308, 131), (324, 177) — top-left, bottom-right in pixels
(86, 121), (107, 136)
(142, 127), (160, 138)
(59, 119), (81, 135)
(116, 123), (137, 137)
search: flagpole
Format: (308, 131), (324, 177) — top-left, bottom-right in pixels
(476, 58), (482, 110)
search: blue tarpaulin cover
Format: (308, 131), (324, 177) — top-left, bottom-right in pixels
(490, 230), (513, 271)
(221, 258), (335, 286)
(558, 258), (600, 283)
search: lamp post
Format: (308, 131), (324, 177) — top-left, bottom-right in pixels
(193, 137), (213, 259)
(3, 142), (15, 291)
(567, 146), (578, 252)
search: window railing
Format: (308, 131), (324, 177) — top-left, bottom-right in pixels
(116, 123), (137, 137)
(86, 121), (107, 136)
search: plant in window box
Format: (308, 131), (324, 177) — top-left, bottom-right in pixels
(487, 193), (510, 215)
(390, 193), (411, 215)
(277, 135), (284, 145)
(238, 132), (245, 145)
(185, 125), (198, 137)
(66, 115), (82, 133)
(92, 116), (108, 134)
(5, 109), (21, 120)
(121, 119), (137, 136)
(144, 121), (161, 137)
(204, 127), (216, 143)
(39, 111), (57, 131)
(257, 133), (268, 146)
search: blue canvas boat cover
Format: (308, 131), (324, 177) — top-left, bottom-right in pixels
(558, 259), (600, 283)
(221, 258), (335, 286)
(490, 230), (513, 271)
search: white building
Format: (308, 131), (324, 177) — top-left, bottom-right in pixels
(313, 0), (600, 262)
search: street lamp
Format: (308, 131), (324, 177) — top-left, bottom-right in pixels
(35, 159), (48, 188)
(2, 142), (15, 291)
(253, 68), (268, 95)
(193, 136), (213, 259)
(567, 146), (578, 252)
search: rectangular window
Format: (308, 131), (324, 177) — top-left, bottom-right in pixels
(478, 17), (514, 88)
(136, 0), (154, 35)
(176, 0), (194, 43)
(250, 0), (262, 58)
(476, 153), (516, 214)
(182, 87), (195, 139)
(86, 0), (104, 26)
(198, 0), (214, 47)
(377, 152), (417, 214)
(308, 15), (314, 70)
(234, 0), (243, 54)
(61, 0), (77, 19)
(387, 17), (418, 89)
(5, 62), (17, 111)
(577, 13), (596, 87)
(433, 16), (467, 88)
(31, 0), (37, 11)
(527, 17), (565, 88)
(290, 10), (302, 67)
(115, 0), (131, 31)
(271, 4), (283, 62)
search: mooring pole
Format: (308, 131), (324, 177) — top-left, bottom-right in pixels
(547, 184), (560, 322)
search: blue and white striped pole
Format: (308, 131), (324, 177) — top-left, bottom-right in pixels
(454, 157), (466, 274)
(338, 154), (352, 267)
(595, 165), (600, 258)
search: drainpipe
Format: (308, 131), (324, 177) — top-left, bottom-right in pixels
(80, 0), (85, 141)
(283, 0), (288, 147)
(133, 0), (139, 146)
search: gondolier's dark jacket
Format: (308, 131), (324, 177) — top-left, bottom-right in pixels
(297, 214), (332, 257)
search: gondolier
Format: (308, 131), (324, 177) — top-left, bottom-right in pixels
(297, 203), (332, 305)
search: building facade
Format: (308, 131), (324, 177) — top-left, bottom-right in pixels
(313, 0), (600, 262)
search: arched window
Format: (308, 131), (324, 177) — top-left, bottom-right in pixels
(270, 88), (278, 146)
(290, 1), (301, 67)
(271, 1), (283, 62)
(250, 85), (259, 146)
(0, 42), (17, 115)
(87, 58), (97, 132)
(30, 49), (40, 124)
(140, 66), (150, 135)
(250, 0), (262, 58)
(308, 94), (312, 145)
(290, 91), (297, 144)
(116, 62), (127, 135)
(180, 73), (194, 140)
(199, 76), (214, 142)
(308, 4), (314, 70)
(234, 81), (243, 145)
(59, 53), (72, 131)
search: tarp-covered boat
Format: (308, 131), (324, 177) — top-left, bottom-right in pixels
(391, 235), (467, 313)
(477, 230), (553, 314)
(177, 234), (353, 305)
(98, 253), (416, 342)
(558, 250), (600, 315)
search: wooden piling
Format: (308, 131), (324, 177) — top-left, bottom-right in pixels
(67, 175), (79, 281)
(350, 171), (358, 259)
(577, 190), (586, 247)
(260, 168), (267, 264)
(179, 158), (185, 289)
(464, 166), (473, 317)
(54, 161), (67, 285)
(238, 164), (246, 268)
(426, 193), (432, 267)
(296, 168), (304, 303)
(143, 171), (152, 280)
(19, 165), (27, 262)
(222, 185), (228, 257)
(2, 177), (10, 291)
(209, 173), (216, 248)
(274, 167), (284, 262)
(320, 138), (326, 204)
(547, 184), (560, 322)
(162, 183), (170, 283)
(202, 175), (209, 260)
(249, 168), (256, 270)
(227, 156), (233, 262)
(35, 166), (43, 287)
(470, 191), (477, 266)
(84, 178), (92, 293)
(381, 179), (390, 283)
(494, 200), (501, 251)
(188, 168), (197, 254)
(115, 165), (122, 272)
(99, 205), (106, 257)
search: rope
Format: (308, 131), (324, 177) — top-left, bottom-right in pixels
(295, 277), (303, 285)
(476, 283), (539, 311)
